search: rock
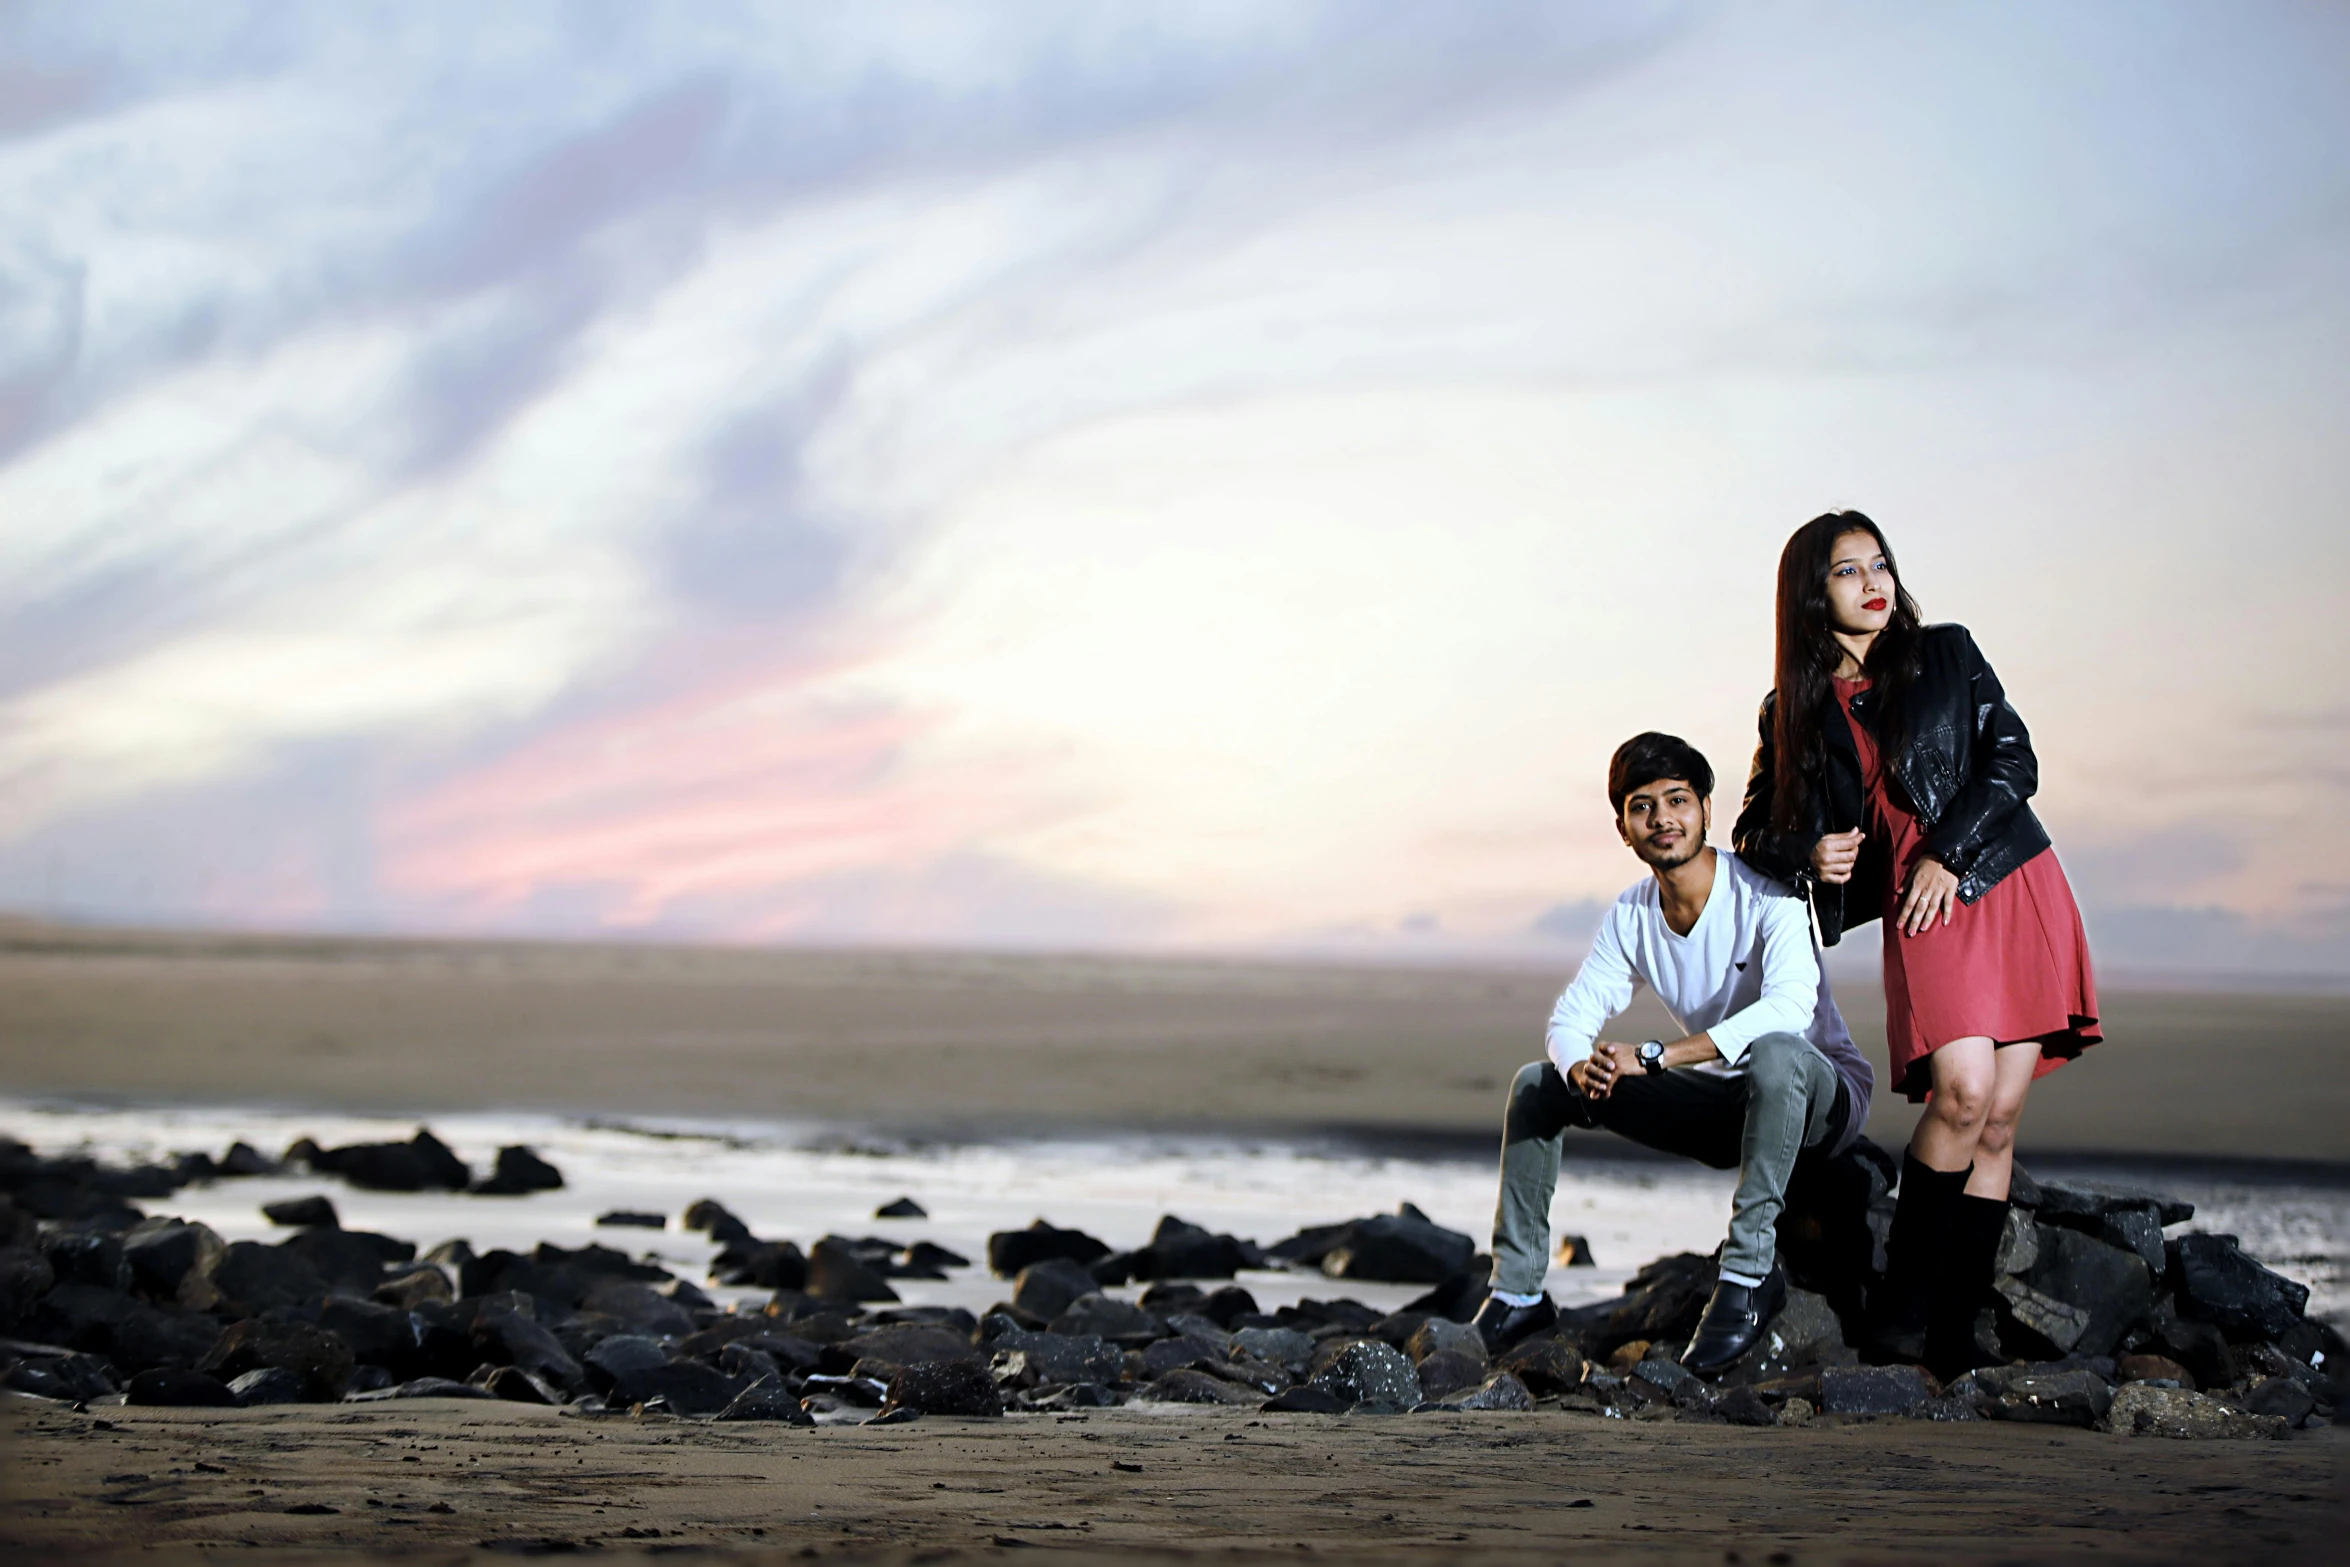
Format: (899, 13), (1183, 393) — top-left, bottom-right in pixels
(1819, 1364), (1937, 1416)
(358, 1376), (497, 1402)
(40, 1230), (127, 1290)
(1778, 1395), (1816, 1425)
(1496, 1335), (1587, 1395)
(1558, 1251), (1718, 1357)
(2032, 1180), (2193, 1228)
(126, 1368), (239, 1407)
(876, 1197), (927, 1219)
(472, 1146), (564, 1196)
(2244, 1376), (2317, 1425)
(987, 1330), (1129, 1389)
(348, 1365), (398, 1393)
(1262, 1385), (1348, 1413)
(583, 1334), (671, 1396)
(375, 1267), (453, 1310)
(280, 1228), (415, 1293)
(595, 1211), (666, 1230)
(987, 1221), (1112, 1278)
(310, 1129), (472, 1192)
(2007, 1226), (2152, 1358)
(1404, 1317), (1487, 1366)
(719, 1375), (815, 1423)
(0, 1244), (57, 1325)
(1308, 1340), (1422, 1408)
(1282, 1207), (1475, 1285)
(263, 1196), (340, 1229)
(1775, 1136), (1897, 1328)
(319, 1299), (421, 1378)
(120, 1217), (225, 1304)
(807, 1238), (899, 1304)
(884, 1358), (1003, 1417)
(710, 1240), (808, 1290)
(1137, 1335), (1221, 1378)
(2110, 1382), (2287, 1440)
(1028, 1382), (1121, 1410)
(1013, 1258), (1101, 1322)
(681, 1199), (756, 1245)
(1555, 1235), (1598, 1267)
(615, 1360), (744, 1415)
(475, 1364), (559, 1404)
(229, 1366), (313, 1406)
(1714, 1385), (1777, 1425)
(1136, 1367), (1255, 1405)
(1970, 1365), (2113, 1427)
(581, 1280), (696, 1338)
(1415, 1349), (1489, 1401)
(1230, 1326), (1315, 1375)
(834, 1323), (981, 1373)
(1049, 1293), (1166, 1344)
(200, 1318), (356, 1402)
(219, 1141), (280, 1177)
(472, 1305), (586, 1394)
(2171, 1233), (2310, 1340)
(1453, 1371), (1533, 1411)
(3, 1351), (116, 1402)
(2147, 1296), (2237, 1391)
(1400, 1259), (1492, 1324)
(2116, 1352), (2194, 1390)
(903, 1240), (969, 1273)
(1128, 1216), (1252, 1281)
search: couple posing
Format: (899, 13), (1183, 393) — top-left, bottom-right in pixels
(1474, 511), (2100, 1380)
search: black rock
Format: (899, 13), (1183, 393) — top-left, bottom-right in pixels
(1404, 1317), (1486, 1366)
(125, 1368), (238, 1407)
(1308, 1340), (1422, 1408)
(0, 1243), (56, 1324)
(583, 1334), (670, 1396)
(1144, 1367), (1261, 1405)
(987, 1220), (1112, 1278)
(1028, 1382), (1121, 1411)
(40, 1230), (126, 1290)
(1193, 1285), (1262, 1328)
(2001, 1226), (2153, 1359)
(1262, 1385), (1348, 1414)
(1048, 1293), (1165, 1344)
(309, 1129), (472, 1192)
(1275, 1206), (1476, 1285)
(806, 1238), (899, 1304)
(1776, 1136), (1896, 1330)
(990, 1330), (1125, 1388)
(2172, 1233), (2310, 1340)
(614, 1359), (744, 1415)
(1415, 1349), (1489, 1401)
(2032, 1179), (2193, 1228)
(480, 1364), (561, 1404)
(1230, 1326), (1315, 1376)
(1141, 1335), (1224, 1378)
(710, 1241), (808, 1290)
(884, 1358), (1003, 1417)
(1557, 1251), (1718, 1356)
(1401, 1259), (1493, 1324)
(472, 1305), (585, 1394)
(2147, 1295), (2238, 1390)
(832, 1323), (981, 1374)
(2244, 1375), (2316, 1425)
(1127, 1216), (1253, 1281)
(876, 1197), (927, 1219)
(1012, 1258), (1099, 1322)
(200, 1317), (356, 1401)
(280, 1228), (414, 1294)
(356, 1376), (497, 1402)
(473, 1146), (565, 1196)
(2, 1351), (116, 1402)
(718, 1374), (815, 1423)
(1968, 1365), (2114, 1427)
(120, 1217), (225, 1302)
(219, 1142), (280, 1177)
(348, 1364), (397, 1393)
(33, 1283), (217, 1373)
(681, 1199), (756, 1245)
(263, 1196), (341, 1229)
(903, 1240), (969, 1272)
(1819, 1364), (1936, 1416)
(319, 1298), (421, 1379)
(595, 1211), (666, 1230)
(581, 1280), (696, 1338)
(376, 1266), (454, 1311)
(229, 1366), (313, 1406)
(1714, 1385), (1778, 1425)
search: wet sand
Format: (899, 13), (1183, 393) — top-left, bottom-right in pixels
(4, 1398), (2342, 1566)
(1, 921), (2344, 1162)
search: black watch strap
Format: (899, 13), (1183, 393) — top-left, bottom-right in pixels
(1639, 1039), (1667, 1074)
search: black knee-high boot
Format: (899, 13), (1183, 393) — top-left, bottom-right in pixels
(1866, 1152), (1972, 1363)
(1928, 1192), (2010, 1382)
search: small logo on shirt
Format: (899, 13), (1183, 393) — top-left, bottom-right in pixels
(1735, 961), (1747, 971)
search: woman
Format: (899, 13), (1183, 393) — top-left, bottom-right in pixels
(1733, 511), (2099, 1379)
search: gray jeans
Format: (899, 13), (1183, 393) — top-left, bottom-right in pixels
(1490, 1031), (1848, 1293)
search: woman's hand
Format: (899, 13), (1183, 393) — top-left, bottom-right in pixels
(1810, 828), (1864, 885)
(1898, 857), (1960, 936)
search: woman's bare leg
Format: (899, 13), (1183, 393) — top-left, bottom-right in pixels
(1909, 1036), (1995, 1174)
(1963, 1041), (2041, 1200)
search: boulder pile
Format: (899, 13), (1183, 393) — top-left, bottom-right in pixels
(0, 1131), (2337, 1436)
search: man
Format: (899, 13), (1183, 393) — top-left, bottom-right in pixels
(1472, 732), (1875, 1374)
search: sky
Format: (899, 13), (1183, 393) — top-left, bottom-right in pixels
(2, 1), (2347, 979)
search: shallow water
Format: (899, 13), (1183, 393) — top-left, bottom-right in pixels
(4, 1099), (2341, 1326)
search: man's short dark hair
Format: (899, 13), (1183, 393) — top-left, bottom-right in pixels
(1608, 732), (1714, 814)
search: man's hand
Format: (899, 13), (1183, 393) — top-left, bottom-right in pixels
(1572, 1041), (1644, 1101)
(1810, 828), (1864, 885)
(1898, 856), (1960, 936)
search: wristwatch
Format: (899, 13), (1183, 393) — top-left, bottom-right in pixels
(1637, 1039), (1668, 1074)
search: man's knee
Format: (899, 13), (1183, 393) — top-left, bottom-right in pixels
(1743, 1032), (1823, 1094)
(1506, 1060), (1582, 1140)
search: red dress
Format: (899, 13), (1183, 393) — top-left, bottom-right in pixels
(1836, 677), (2101, 1101)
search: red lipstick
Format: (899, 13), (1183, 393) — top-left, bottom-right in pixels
(1863, 596), (1887, 612)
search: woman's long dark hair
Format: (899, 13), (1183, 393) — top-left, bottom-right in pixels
(1770, 510), (1924, 835)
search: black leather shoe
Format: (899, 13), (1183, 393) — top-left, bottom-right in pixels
(1681, 1268), (1786, 1377)
(1470, 1293), (1557, 1355)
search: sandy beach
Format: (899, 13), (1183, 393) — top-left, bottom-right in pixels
(6, 1398), (2343, 1566)
(1, 922), (2344, 1162)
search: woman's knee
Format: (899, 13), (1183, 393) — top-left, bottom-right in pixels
(1926, 1068), (1995, 1133)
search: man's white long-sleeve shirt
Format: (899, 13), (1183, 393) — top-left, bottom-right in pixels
(1545, 850), (1873, 1144)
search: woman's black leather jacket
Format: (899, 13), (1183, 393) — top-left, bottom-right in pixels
(1733, 623), (2050, 946)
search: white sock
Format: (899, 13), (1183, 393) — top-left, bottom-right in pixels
(1490, 1289), (1544, 1308)
(1717, 1268), (1765, 1289)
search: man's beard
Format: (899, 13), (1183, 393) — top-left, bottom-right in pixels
(1638, 835), (1704, 871)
